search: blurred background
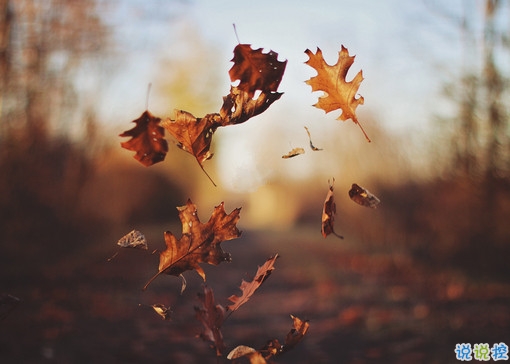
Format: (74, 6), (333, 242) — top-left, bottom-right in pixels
(0, 0), (509, 363)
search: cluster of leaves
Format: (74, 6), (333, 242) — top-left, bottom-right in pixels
(117, 38), (383, 362)
(120, 43), (287, 185)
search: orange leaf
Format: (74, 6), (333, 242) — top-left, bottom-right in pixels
(321, 179), (344, 239)
(143, 199), (242, 290)
(119, 110), (168, 166)
(226, 254), (279, 313)
(305, 46), (370, 142)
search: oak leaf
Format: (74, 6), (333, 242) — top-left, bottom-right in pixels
(120, 44), (286, 186)
(321, 179), (344, 239)
(349, 183), (381, 208)
(161, 110), (220, 185)
(119, 110), (168, 166)
(226, 254), (279, 313)
(229, 44), (287, 98)
(143, 199), (242, 290)
(305, 46), (371, 142)
(195, 285), (226, 357)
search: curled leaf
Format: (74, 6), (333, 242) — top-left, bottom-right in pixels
(282, 147), (305, 159)
(349, 183), (381, 208)
(304, 126), (323, 151)
(150, 303), (172, 320)
(321, 179), (344, 239)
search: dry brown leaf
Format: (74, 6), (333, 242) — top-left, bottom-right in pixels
(321, 179), (344, 239)
(282, 147), (305, 159)
(349, 183), (381, 208)
(226, 254), (279, 313)
(195, 285), (226, 357)
(305, 46), (371, 142)
(238, 315), (310, 361)
(304, 126), (323, 151)
(229, 44), (287, 98)
(119, 110), (168, 166)
(143, 199), (241, 290)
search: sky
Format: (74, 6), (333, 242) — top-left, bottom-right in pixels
(94, 0), (497, 191)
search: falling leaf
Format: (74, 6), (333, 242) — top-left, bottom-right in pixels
(321, 178), (344, 239)
(282, 315), (310, 353)
(147, 303), (172, 320)
(349, 183), (381, 208)
(120, 43), (286, 186)
(143, 199), (242, 290)
(195, 285), (226, 357)
(161, 110), (219, 186)
(226, 254), (279, 313)
(282, 147), (305, 159)
(305, 46), (371, 142)
(117, 230), (148, 250)
(119, 110), (168, 166)
(229, 315), (310, 362)
(229, 44), (287, 98)
(220, 85), (283, 126)
(304, 126), (323, 151)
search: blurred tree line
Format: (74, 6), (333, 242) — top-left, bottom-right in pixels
(384, 0), (510, 277)
(0, 0), (108, 258)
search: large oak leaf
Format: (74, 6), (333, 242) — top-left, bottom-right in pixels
(305, 46), (371, 142)
(119, 110), (168, 166)
(143, 199), (241, 290)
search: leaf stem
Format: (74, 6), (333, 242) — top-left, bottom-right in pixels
(197, 160), (217, 187)
(356, 119), (371, 143)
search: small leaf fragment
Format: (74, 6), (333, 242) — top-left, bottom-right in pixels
(282, 147), (305, 159)
(150, 303), (172, 320)
(348, 183), (381, 208)
(304, 126), (323, 151)
(117, 230), (148, 250)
